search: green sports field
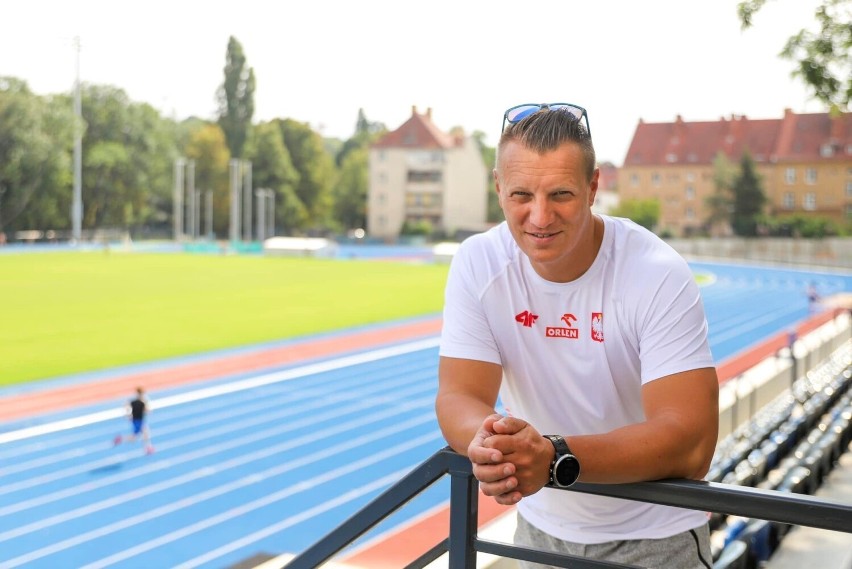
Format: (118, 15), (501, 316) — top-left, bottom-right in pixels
(0, 252), (450, 387)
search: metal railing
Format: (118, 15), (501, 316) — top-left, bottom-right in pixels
(284, 446), (852, 569)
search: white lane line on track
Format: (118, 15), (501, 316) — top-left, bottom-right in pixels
(83, 432), (441, 569)
(0, 381), (436, 512)
(172, 468), (414, 569)
(1, 357), (436, 478)
(0, 336), (439, 445)
(709, 304), (803, 342)
(3, 431), (442, 568)
(0, 399), (435, 540)
(0, 353), (436, 462)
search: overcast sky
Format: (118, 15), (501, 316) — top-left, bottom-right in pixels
(0, 0), (828, 165)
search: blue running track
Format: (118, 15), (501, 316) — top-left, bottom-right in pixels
(0, 261), (849, 569)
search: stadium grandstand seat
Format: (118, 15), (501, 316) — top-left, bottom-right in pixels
(736, 518), (777, 567)
(712, 538), (749, 569)
(706, 351), (852, 567)
(758, 438), (781, 471)
(745, 447), (769, 481)
(778, 464), (814, 495)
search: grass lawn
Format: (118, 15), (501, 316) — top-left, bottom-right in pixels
(0, 251), (449, 387)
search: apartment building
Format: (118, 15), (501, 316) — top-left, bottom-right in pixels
(618, 109), (852, 236)
(367, 106), (488, 240)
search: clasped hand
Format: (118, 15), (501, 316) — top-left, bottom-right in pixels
(467, 414), (552, 505)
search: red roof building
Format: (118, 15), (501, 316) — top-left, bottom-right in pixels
(368, 106), (488, 240)
(618, 110), (852, 236)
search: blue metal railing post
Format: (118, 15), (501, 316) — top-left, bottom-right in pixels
(447, 455), (479, 568)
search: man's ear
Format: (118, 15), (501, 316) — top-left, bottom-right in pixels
(588, 168), (600, 206)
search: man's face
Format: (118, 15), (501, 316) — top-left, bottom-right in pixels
(494, 141), (599, 283)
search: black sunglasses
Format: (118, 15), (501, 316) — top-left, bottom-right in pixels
(501, 103), (591, 138)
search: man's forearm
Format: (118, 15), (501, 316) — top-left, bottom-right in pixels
(435, 394), (496, 456)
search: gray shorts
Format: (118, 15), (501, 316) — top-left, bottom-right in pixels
(514, 513), (712, 569)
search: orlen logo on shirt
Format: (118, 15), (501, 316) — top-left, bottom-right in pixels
(546, 313), (578, 339)
(546, 327), (579, 339)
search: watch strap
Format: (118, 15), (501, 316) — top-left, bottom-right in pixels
(544, 435), (569, 487)
(544, 434), (571, 456)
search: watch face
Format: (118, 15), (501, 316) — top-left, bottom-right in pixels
(555, 454), (581, 487)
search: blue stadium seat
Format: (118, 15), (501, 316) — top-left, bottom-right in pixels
(759, 438), (781, 471)
(712, 539), (749, 569)
(738, 519), (777, 567)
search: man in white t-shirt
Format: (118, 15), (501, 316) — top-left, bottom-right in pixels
(436, 103), (719, 568)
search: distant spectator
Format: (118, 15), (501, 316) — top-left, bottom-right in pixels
(114, 387), (155, 455)
(0, 232), (6, 246)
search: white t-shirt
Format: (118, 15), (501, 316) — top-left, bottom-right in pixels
(439, 216), (715, 543)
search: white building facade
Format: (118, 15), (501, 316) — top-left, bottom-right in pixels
(368, 106), (488, 240)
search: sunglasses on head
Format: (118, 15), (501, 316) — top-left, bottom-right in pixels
(501, 103), (591, 137)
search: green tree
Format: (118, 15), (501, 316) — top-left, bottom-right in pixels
(275, 118), (337, 232)
(217, 36), (255, 159)
(704, 152), (737, 234)
(609, 198), (660, 231)
(757, 213), (841, 237)
(74, 84), (178, 233)
(470, 130), (501, 223)
(0, 78), (74, 235)
(335, 108), (386, 168)
(739, 0), (851, 112)
(730, 151), (767, 236)
(326, 109), (388, 232)
(246, 122), (300, 235)
(331, 146), (368, 231)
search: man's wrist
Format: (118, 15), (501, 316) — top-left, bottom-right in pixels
(543, 434), (581, 487)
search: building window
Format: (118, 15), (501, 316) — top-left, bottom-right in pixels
(820, 143), (834, 157)
(685, 186), (695, 200)
(407, 170), (442, 182)
(846, 181), (852, 197)
(379, 172), (387, 184)
(785, 168), (796, 184)
(803, 193), (816, 211)
(630, 174), (639, 187)
(685, 207), (695, 219)
(651, 173), (661, 187)
(805, 168), (817, 184)
(686, 172), (695, 182)
(783, 192), (795, 209)
(666, 153), (677, 163)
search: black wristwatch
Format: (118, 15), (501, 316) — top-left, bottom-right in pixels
(544, 434), (581, 488)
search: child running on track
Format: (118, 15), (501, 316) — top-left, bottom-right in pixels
(114, 386), (155, 454)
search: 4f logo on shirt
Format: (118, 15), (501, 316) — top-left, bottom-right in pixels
(515, 310), (538, 327)
(591, 312), (604, 342)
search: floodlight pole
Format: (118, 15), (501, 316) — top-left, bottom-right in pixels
(186, 160), (195, 239)
(267, 190), (275, 238)
(173, 158), (185, 240)
(256, 189), (266, 242)
(71, 36), (83, 243)
(205, 190), (213, 239)
(229, 159), (241, 242)
(243, 160), (252, 241)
